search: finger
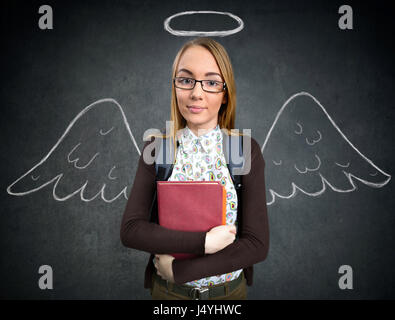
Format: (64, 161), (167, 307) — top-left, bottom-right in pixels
(229, 226), (237, 234)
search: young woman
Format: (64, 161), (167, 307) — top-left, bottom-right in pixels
(120, 37), (269, 300)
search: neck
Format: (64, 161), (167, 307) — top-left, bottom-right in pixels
(187, 122), (218, 137)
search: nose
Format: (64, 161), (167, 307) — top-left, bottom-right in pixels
(190, 81), (204, 98)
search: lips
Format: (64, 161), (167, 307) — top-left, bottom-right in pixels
(187, 105), (206, 114)
(188, 105), (205, 109)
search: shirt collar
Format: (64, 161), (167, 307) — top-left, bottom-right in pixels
(178, 124), (222, 154)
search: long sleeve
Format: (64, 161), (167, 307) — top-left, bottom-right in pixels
(120, 138), (206, 255)
(172, 137), (270, 284)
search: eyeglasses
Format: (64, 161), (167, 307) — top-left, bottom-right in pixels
(173, 77), (226, 93)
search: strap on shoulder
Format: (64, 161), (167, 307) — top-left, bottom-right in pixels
(154, 136), (178, 181)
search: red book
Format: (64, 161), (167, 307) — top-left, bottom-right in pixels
(157, 181), (226, 259)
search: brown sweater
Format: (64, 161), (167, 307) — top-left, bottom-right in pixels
(120, 136), (269, 288)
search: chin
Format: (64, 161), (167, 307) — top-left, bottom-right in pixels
(186, 117), (207, 124)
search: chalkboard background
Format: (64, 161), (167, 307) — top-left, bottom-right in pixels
(1, 0), (394, 299)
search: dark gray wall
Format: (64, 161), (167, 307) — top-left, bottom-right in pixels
(1, 0), (394, 299)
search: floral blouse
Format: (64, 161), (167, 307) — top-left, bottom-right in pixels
(167, 124), (243, 288)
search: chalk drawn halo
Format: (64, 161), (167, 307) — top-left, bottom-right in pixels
(164, 11), (244, 37)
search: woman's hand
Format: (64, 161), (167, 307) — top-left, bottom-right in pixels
(205, 225), (237, 254)
(154, 254), (175, 283)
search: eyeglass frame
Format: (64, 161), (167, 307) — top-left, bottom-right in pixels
(173, 77), (227, 93)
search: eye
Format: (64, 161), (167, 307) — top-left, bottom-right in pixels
(178, 77), (193, 84)
(207, 80), (220, 87)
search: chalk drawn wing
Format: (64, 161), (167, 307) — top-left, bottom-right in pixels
(261, 92), (391, 206)
(6, 99), (141, 202)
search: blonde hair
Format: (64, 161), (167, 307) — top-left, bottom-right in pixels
(149, 37), (242, 164)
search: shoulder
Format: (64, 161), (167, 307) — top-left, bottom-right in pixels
(141, 128), (177, 164)
(247, 136), (265, 167)
(249, 136), (260, 151)
(237, 134), (261, 155)
(141, 128), (167, 153)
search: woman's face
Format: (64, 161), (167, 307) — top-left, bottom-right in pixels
(175, 45), (227, 135)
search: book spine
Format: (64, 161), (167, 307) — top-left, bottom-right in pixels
(222, 186), (226, 225)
